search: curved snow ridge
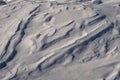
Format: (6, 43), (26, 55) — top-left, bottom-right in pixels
(0, 0), (120, 80)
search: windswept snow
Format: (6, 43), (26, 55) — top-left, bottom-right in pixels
(0, 0), (120, 80)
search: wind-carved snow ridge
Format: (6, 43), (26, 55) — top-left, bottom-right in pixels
(0, 0), (120, 80)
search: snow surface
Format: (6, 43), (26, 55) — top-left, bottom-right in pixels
(0, 0), (120, 80)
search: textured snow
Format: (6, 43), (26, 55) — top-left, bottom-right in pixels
(0, 0), (120, 80)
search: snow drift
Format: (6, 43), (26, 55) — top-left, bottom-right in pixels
(0, 0), (120, 80)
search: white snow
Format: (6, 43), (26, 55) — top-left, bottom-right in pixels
(0, 0), (120, 80)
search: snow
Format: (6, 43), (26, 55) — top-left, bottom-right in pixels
(0, 0), (120, 80)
